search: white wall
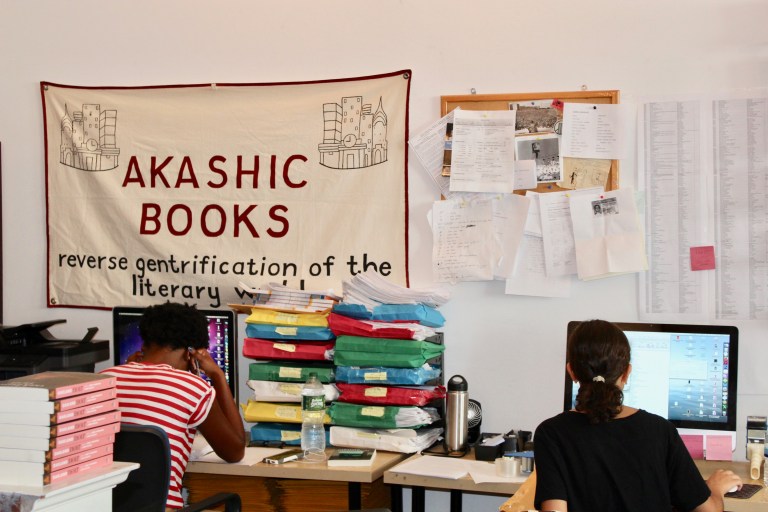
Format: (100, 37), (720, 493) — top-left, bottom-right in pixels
(2, 1), (767, 510)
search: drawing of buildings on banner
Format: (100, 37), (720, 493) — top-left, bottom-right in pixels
(60, 103), (120, 171)
(318, 96), (388, 169)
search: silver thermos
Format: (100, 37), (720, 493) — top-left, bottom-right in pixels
(445, 375), (469, 452)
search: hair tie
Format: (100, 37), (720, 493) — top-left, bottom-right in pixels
(592, 375), (605, 383)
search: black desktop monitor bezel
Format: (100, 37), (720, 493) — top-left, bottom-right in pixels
(112, 306), (238, 399)
(563, 321), (738, 433)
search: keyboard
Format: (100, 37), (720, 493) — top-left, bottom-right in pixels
(725, 483), (763, 499)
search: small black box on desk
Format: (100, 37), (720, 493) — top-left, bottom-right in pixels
(473, 432), (504, 461)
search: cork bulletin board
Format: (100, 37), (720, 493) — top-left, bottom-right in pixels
(441, 89), (620, 193)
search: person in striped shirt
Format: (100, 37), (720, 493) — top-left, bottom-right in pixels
(101, 302), (245, 510)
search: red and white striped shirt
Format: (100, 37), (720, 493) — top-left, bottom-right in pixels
(101, 362), (215, 509)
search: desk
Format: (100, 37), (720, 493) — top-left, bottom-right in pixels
(384, 451), (518, 512)
(0, 462), (137, 512)
(185, 448), (407, 512)
(384, 452), (767, 512)
(695, 459), (768, 512)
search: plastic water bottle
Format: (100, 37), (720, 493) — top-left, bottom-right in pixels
(300, 372), (326, 461)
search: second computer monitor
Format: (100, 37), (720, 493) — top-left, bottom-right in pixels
(563, 321), (738, 435)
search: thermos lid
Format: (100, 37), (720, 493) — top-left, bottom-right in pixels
(448, 374), (468, 392)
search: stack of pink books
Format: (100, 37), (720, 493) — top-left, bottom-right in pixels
(0, 371), (120, 487)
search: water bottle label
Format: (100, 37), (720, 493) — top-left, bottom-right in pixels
(302, 395), (324, 411)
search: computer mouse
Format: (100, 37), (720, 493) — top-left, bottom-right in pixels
(727, 485), (740, 494)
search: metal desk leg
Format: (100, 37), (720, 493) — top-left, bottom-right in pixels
(450, 489), (462, 512)
(412, 486), (426, 512)
(348, 481), (362, 510)
(390, 484), (403, 512)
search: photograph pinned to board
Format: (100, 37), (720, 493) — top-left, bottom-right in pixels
(516, 133), (561, 183)
(508, 99), (561, 135)
(557, 157), (612, 190)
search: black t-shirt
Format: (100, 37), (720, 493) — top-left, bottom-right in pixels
(533, 410), (710, 512)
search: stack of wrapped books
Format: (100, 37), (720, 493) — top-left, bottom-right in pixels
(233, 283), (341, 446)
(0, 371), (120, 486)
(327, 270), (449, 453)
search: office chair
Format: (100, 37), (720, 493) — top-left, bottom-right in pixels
(113, 424), (241, 512)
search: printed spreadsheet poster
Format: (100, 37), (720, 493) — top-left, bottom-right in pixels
(42, 71), (411, 309)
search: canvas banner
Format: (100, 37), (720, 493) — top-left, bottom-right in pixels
(42, 71), (411, 309)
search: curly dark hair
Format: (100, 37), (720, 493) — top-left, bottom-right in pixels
(568, 319), (631, 424)
(138, 302), (209, 351)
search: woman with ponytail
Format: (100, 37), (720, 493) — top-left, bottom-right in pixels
(533, 319), (741, 512)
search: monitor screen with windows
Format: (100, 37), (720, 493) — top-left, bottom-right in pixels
(112, 306), (237, 399)
(563, 321), (738, 446)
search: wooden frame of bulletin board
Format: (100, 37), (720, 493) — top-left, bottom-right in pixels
(441, 90), (620, 193)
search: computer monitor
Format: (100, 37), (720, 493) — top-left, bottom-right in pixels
(112, 306), (237, 399)
(563, 321), (738, 449)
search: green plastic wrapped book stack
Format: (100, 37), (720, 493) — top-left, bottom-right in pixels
(333, 336), (445, 368)
(248, 361), (335, 383)
(328, 402), (440, 429)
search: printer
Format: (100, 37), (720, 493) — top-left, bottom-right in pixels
(0, 319), (109, 380)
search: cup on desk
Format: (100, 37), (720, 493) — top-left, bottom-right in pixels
(495, 456), (520, 478)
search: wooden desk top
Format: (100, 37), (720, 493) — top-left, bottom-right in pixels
(695, 460), (767, 512)
(384, 453), (767, 511)
(384, 451), (522, 496)
(187, 448), (408, 483)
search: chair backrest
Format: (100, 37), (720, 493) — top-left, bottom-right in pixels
(113, 423), (171, 512)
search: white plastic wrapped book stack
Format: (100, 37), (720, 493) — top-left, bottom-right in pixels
(330, 426), (442, 454)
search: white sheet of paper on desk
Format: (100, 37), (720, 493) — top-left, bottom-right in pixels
(561, 103), (632, 160)
(449, 109), (517, 194)
(466, 460), (529, 484)
(192, 446), (285, 466)
(191, 434), (215, 460)
(392, 455), (471, 479)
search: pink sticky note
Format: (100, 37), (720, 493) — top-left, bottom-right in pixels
(705, 435), (732, 461)
(690, 246), (716, 271)
(681, 434), (704, 459)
